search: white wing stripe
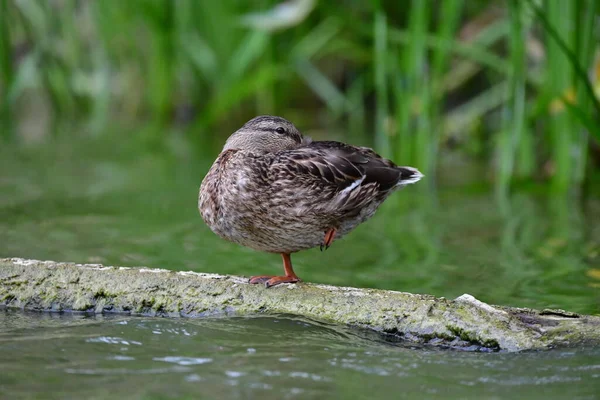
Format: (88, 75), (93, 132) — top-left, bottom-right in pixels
(339, 175), (365, 196)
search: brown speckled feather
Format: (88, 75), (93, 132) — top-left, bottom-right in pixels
(199, 137), (422, 254)
(271, 141), (417, 217)
(199, 116), (423, 285)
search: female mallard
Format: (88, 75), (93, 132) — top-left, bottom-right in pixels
(198, 116), (423, 287)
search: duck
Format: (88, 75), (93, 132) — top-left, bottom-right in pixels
(198, 116), (423, 287)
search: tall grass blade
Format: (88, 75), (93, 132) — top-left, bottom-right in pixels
(0, 0), (13, 140)
(407, 0), (431, 175)
(526, 0), (600, 140)
(572, 0), (598, 184)
(496, 0), (527, 204)
(389, 28), (510, 76)
(295, 59), (347, 116)
(545, 0), (575, 192)
(227, 31), (269, 82)
(428, 0), (463, 181)
(373, 9), (390, 158)
(346, 74), (366, 143)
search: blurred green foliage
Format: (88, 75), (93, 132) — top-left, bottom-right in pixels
(0, 0), (599, 194)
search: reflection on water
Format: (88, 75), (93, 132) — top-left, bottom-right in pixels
(0, 311), (599, 399)
(1, 136), (598, 314)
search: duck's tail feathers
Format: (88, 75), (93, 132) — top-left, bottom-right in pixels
(395, 166), (424, 187)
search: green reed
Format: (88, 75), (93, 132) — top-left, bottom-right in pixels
(0, 0), (13, 140)
(0, 0), (598, 193)
(373, 7), (389, 158)
(530, 0), (599, 192)
(496, 0), (528, 205)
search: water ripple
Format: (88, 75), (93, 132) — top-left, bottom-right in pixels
(85, 336), (142, 346)
(153, 356), (213, 365)
(65, 366), (191, 375)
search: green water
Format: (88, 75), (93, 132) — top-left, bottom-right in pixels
(1, 311), (599, 399)
(1, 137), (598, 313)
(1, 136), (599, 398)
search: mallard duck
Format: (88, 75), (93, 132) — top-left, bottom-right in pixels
(198, 116), (423, 287)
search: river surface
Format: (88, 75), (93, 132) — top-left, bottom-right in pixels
(1, 136), (599, 398)
(1, 311), (599, 399)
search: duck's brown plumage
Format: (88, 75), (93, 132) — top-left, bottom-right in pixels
(198, 116), (423, 287)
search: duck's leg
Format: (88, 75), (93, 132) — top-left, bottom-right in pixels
(320, 228), (337, 251)
(248, 253), (300, 288)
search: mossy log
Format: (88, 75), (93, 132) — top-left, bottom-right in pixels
(1, 258), (599, 352)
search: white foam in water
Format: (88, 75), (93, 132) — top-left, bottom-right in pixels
(184, 374), (203, 382)
(225, 371), (245, 378)
(86, 336), (141, 346)
(153, 356), (213, 366)
(107, 355), (135, 361)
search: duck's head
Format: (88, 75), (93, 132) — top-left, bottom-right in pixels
(223, 116), (310, 154)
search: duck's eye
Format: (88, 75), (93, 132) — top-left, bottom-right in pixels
(275, 127), (286, 134)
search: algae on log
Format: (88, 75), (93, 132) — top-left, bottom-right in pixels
(1, 258), (599, 352)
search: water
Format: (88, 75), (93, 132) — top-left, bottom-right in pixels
(0, 311), (599, 400)
(1, 137), (598, 314)
(1, 136), (599, 398)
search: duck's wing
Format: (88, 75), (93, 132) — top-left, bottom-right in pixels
(270, 141), (421, 216)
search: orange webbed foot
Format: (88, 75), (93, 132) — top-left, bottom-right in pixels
(249, 253), (301, 288)
(249, 275), (300, 288)
(248, 275), (273, 285)
(320, 228), (337, 251)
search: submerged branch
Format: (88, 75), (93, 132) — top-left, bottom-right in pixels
(1, 258), (599, 352)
